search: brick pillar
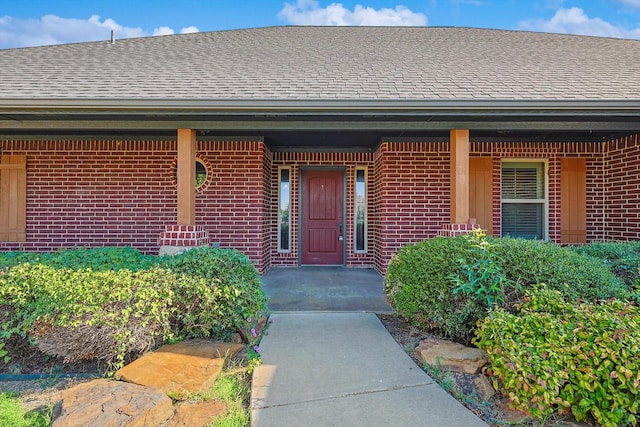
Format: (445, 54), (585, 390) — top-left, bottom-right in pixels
(158, 225), (210, 256)
(437, 219), (478, 237)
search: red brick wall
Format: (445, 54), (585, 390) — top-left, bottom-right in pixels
(370, 146), (383, 272)
(4, 134), (638, 275)
(373, 140), (608, 272)
(375, 141), (451, 273)
(262, 145), (273, 272)
(0, 138), (270, 272)
(195, 139), (267, 272)
(605, 134), (640, 240)
(271, 152), (375, 268)
(0, 139), (176, 253)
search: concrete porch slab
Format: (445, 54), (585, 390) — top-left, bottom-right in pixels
(260, 267), (392, 312)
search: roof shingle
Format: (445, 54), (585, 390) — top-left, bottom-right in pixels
(0, 26), (639, 101)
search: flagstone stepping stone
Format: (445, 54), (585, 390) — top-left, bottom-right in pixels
(52, 379), (173, 427)
(115, 340), (244, 398)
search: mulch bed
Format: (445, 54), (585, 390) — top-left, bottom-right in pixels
(0, 336), (103, 376)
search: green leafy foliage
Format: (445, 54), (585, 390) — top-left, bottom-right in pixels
(385, 236), (483, 342)
(0, 392), (52, 427)
(162, 246), (268, 340)
(493, 238), (627, 301)
(451, 229), (517, 309)
(475, 286), (640, 427)
(385, 236), (628, 343)
(0, 263), (185, 369)
(0, 246), (268, 372)
(0, 246), (158, 271)
(571, 241), (640, 295)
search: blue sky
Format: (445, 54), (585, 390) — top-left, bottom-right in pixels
(1, 0), (640, 49)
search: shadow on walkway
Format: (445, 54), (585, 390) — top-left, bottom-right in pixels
(261, 266), (392, 312)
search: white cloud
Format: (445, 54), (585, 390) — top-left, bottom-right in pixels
(518, 7), (640, 39)
(278, 0), (427, 26)
(180, 26), (199, 34)
(0, 14), (199, 49)
(153, 26), (175, 36)
(614, 0), (640, 9)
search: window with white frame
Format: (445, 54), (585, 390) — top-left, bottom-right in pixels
(278, 167), (291, 252)
(354, 167), (367, 253)
(501, 161), (547, 240)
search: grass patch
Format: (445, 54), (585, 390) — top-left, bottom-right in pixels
(0, 392), (52, 427)
(208, 365), (251, 427)
(189, 360), (251, 427)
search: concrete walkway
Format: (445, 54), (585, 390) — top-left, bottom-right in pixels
(251, 312), (488, 427)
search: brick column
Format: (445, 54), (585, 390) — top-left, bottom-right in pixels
(159, 224), (210, 255)
(437, 221), (477, 237)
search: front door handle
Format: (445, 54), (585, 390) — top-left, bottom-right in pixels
(338, 223), (344, 241)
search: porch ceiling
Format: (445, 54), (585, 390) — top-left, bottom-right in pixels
(0, 106), (638, 148)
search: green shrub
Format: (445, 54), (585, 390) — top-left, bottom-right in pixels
(0, 392), (51, 427)
(0, 246), (158, 271)
(385, 236), (483, 342)
(571, 241), (640, 290)
(451, 230), (517, 309)
(163, 247), (268, 342)
(0, 263), (183, 368)
(475, 286), (640, 427)
(0, 246), (268, 372)
(494, 238), (628, 301)
(385, 235), (628, 343)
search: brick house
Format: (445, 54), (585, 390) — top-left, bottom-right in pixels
(0, 26), (639, 274)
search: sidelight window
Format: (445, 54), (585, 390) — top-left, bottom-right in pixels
(278, 167), (291, 252)
(354, 167), (367, 253)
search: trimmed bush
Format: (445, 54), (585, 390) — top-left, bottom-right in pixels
(571, 241), (640, 290)
(493, 238), (627, 301)
(0, 246), (268, 371)
(384, 236), (483, 342)
(385, 235), (628, 343)
(0, 264), (182, 367)
(0, 246), (158, 271)
(475, 286), (640, 426)
(162, 246), (268, 342)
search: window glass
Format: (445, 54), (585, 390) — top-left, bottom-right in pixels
(355, 168), (367, 252)
(278, 168), (291, 252)
(501, 162), (546, 239)
(195, 160), (207, 188)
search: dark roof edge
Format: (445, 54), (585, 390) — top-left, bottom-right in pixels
(1, 98), (640, 112)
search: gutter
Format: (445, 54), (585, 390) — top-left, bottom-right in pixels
(0, 98), (640, 114)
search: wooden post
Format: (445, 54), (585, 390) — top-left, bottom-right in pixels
(177, 129), (196, 225)
(450, 129), (470, 224)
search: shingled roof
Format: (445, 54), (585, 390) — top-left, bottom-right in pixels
(1, 26), (639, 102)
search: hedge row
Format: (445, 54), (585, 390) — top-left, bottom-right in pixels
(0, 246), (268, 371)
(384, 234), (630, 343)
(570, 241), (640, 292)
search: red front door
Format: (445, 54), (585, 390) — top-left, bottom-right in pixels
(301, 170), (344, 265)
